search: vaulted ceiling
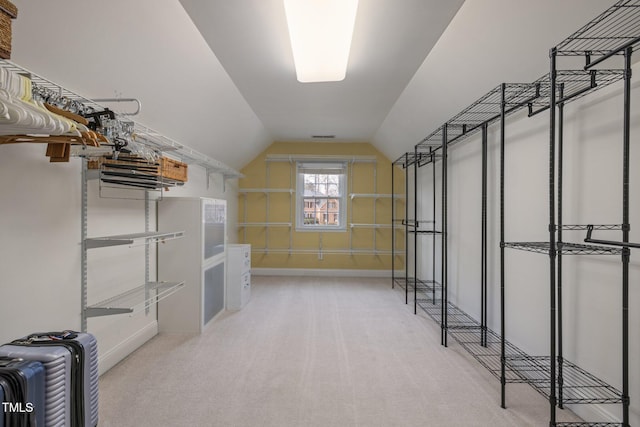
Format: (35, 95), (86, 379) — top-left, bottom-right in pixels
(9, 0), (612, 170)
(178, 0), (464, 143)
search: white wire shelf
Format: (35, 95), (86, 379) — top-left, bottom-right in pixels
(85, 281), (185, 318)
(85, 231), (184, 249)
(238, 222), (292, 227)
(349, 223), (394, 229)
(238, 188), (294, 194)
(0, 59), (242, 180)
(251, 248), (393, 255)
(349, 193), (395, 200)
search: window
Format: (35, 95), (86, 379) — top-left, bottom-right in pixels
(296, 162), (346, 230)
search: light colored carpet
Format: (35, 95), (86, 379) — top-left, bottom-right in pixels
(98, 276), (582, 426)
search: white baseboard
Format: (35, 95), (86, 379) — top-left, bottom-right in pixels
(98, 321), (158, 376)
(252, 268), (393, 278)
(565, 403), (620, 425)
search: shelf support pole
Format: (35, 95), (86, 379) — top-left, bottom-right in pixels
(432, 149), (436, 305)
(145, 190), (150, 316)
(548, 47), (558, 427)
(392, 160), (396, 289)
(405, 153), (409, 305)
(557, 83), (565, 410)
(441, 124), (448, 347)
(414, 147), (418, 315)
(81, 159), (89, 333)
(621, 45), (632, 427)
(481, 123), (488, 348)
(500, 83), (507, 409)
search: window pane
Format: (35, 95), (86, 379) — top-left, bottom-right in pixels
(318, 182), (327, 195)
(298, 163), (345, 230)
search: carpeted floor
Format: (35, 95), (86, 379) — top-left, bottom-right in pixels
(98, 276), (582, 426)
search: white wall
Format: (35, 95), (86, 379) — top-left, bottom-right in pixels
(373, 0), (611, 161)
(0, 142), (239, 374)
(0, 145), (82, 339)
(414, 67), (640, 424)
(0, 0), (255, 373)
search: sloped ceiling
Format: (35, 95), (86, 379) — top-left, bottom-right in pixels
(373, 0), (612, 161)
(8, 0), (616, 168)
(179, 0), (464, 143)
(10, 0), (272, 170)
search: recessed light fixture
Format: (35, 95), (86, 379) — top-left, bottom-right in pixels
(312, 135), (336, 139)
(283, 0), (359, 83)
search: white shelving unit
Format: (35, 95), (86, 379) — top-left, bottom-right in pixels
(0, 59), (242, 332)
(81, 162), (185, 330)
(84, 231), (184, 249)
(157, 197), (227, 334)
(226, 244), (251, 310)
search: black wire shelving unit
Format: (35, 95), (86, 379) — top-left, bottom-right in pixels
(391, 3), (637, 426)
(501, 2), (639, 426)
(412, 136), (446, 344)
(391, 152), (434, 305)
(391, 153), (409, 294)
(412, 81), (543, 349)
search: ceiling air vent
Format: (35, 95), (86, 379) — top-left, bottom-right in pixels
(311, 135), (336, 139)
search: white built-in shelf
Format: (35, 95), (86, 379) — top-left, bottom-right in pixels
(85, 281), (185, 318)
(238, 222), (292, 227)
(252, 248), (393, 255)
(349, 193), (395, 200)
(349, 223), (394, 229)
(238, 188), (294, 194)
(85, 231), (184, 249)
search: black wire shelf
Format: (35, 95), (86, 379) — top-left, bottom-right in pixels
(559, 224), (623, 231)
(416, 82), (539, 151)
(416, 126), (447, 150)
(416, 298), (482, 331)
(445, 83), (542, 147)
(503, 241), (622, 255)
(448, 327), (529, 383)
(414, 279), (440, 294)
(402, 219), (440, 234)
(392, 152), (431, 168)
(415, 68), (623, 153)
(409, 229), (442, 235)
(393, 277), (406, 288)
(394, 284), (623, 416)
(555, 423), (622, 427)
(555, 0), (640, 57)
(526, 70), (625, 117)
(394, 277), (431, 291)
(505, 355), (623, 405)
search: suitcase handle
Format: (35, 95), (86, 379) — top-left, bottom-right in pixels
(0, 356), (24, 367)
(21, 330), (79, 343)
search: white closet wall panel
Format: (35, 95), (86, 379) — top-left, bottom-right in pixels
(0, 145), (80, 343)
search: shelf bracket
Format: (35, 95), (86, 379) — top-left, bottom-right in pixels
(85, 307), (133, 318)
(85, 238), (134, 249)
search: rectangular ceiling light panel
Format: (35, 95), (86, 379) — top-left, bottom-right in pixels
(284, 0), (359, 83)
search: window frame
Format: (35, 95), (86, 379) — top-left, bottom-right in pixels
(295, 161), (347, 232)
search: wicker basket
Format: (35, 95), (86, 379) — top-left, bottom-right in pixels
(160, 157), (188, 182)
(0, 0), (17, 60)
(87, 154), (160, 173)
(88, 155), (188, 183)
